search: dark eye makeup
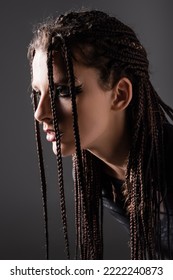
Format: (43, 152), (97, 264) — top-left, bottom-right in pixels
(31, 84), (83, 102)
(55, 84), (83, 98)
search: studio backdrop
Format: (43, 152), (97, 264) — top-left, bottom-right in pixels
(0, 0), (172, 259)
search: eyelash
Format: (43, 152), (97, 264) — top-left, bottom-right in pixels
(55, 84), (83, 98)
(31, 85), (82, 101)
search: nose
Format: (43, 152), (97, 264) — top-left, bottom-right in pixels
(34, 93), (52, 124)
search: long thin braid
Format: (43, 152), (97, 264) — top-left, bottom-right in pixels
(47, 45), (70, 259)
(32, 91), (49, 259)
(72, 151), (103, 259)
(58, 35), (101, 259)
(63, 40), (94, 259)
(83, 151), (103, 258)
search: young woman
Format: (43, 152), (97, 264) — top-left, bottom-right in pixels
(28, 9), (173, 260)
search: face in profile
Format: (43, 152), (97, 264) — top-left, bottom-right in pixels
(32, 49), (119, 157)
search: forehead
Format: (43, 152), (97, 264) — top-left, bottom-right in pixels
(32, 50), (47, 72)
(32, 49), (68, 87)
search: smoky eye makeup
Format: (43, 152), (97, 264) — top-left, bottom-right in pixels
(30, 83), (83, 102)
(54, 84), (83, 99)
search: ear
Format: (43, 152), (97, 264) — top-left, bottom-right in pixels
(111, 77), (132, 111)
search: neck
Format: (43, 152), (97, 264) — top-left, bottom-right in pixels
(88, 122), (130, 181)
(89, 146), (129, 181)
(102, 158), (128, 181)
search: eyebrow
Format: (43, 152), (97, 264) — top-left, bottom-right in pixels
(54, 76), (68, 84)
(54, 75), (80, 85)
(31, 77), (68, 90)
(32, 75), (80, 90)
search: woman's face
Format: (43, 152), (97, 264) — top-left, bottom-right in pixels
(32, 49), (116, 157)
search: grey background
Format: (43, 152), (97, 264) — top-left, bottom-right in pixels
(0, 0), (173, 260)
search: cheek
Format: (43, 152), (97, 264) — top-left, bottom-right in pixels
(77, 99), (109, 140)
(56, 99), (73, 124)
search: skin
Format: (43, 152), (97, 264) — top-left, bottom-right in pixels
(32, 49), (133, 180)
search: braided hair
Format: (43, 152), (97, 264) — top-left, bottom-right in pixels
(28, 9), (173, 259)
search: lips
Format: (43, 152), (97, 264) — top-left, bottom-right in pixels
(46, 130), (56, 142)
(45, 129), (63, 142)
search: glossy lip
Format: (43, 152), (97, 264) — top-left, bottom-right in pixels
(44, 128), (63, 142)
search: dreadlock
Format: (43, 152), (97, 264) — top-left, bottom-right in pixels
(28, 9), (173, 259)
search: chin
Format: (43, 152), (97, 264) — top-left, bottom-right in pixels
(52, 142), (74, 157)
